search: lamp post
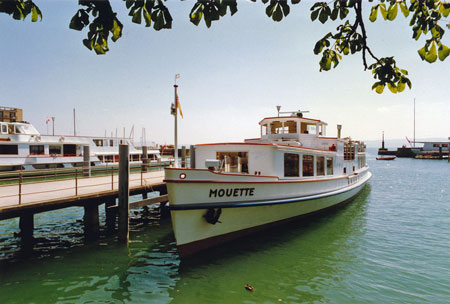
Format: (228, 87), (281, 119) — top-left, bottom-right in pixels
(276, 105), (281, 117)
(52, 117), (55, 135)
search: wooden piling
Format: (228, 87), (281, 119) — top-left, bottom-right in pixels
(83, 202), (99, 240)
(142, 146), (148, 172)
(118, 144), (129, 243)
(190, 145), (195, 168)
(181, 146), (186, 168)
(19, 213), (34, 240)
(83, 145), (91, 177)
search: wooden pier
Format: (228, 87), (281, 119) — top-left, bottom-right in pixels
(0, 148), (170, 242)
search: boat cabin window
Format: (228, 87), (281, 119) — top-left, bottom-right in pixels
(8, 124), (15, 134)
(131, 154), (140, 161)
(216, 152), (248, 173)
(302, 155), (314, 176)
(30, 145), (45, 155)
(344, 144), (355, 160)
(267, 120), (298, 135)
(1, 124), (7, 134)
(110, 140), (115, 147)
(93, 139), (104, 147)
(316, 156), (325, 176)
(49, 145), (62, 155)
(63, 144), (77, 156)
(270, 121), (283, 134)
(285, 120), (297, 134)
(326, 157), (333, 175)
(0, 144), (18, 155)
(284, 153), (299, 177)
(300, 123), (316, 134)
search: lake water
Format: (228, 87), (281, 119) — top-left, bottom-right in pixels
(1, 152), (449, 303)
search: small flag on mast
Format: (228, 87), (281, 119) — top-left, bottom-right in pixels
(46, 117), (50, 124)
(176, 92), (183, 118)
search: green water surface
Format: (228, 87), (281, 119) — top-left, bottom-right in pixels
(1, 154), (449, 303)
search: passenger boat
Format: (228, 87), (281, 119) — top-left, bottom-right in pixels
(165, 110), (372, 257)
(0, 118), (163, 171)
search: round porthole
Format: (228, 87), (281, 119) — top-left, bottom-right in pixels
(179, 173), (187, 179)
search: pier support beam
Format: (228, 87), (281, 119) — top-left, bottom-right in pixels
(118, 144), (129, 244)
(19, 213), (34, 241)
(142, 146), (148, 172)
(83, 202), (99, 240)
(83, 145), (91, 177)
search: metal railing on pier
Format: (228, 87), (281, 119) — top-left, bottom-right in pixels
(0, 163), (166, 206)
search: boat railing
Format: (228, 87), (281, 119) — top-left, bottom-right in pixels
(0, 162), (166, 206)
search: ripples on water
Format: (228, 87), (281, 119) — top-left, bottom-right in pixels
(1, 153), (449, 303)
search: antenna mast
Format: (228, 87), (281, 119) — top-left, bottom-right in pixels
(413, 98), (416, 148)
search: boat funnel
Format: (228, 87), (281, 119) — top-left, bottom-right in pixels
(337, 124), (342, 139)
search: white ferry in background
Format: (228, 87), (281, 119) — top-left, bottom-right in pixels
(0, 107), (163, 171)
(165, 109), (372, 257)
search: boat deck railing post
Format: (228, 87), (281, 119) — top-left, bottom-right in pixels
(75, 168), (78, 196)
(181, 146), (186, 168)
(111, 164), (114, 190)
(83, 145), (91, 177)
(18, 170), (22, 205)
(190, 145), (195, 168)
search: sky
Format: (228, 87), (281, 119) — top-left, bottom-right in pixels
(1, 0), (449, 146)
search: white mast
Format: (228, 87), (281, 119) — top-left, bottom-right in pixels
(413, 98), (416, 148)
(172, 74), (180, 167)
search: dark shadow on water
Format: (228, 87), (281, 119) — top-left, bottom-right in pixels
(179, 184), (372, 271)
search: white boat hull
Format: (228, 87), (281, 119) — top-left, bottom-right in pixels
(166, 168), (372, 257)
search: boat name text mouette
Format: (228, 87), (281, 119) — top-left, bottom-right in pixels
(209, 188), (255, 198)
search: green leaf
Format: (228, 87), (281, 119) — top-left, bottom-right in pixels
(111, 20), (122, 41)
(330, 8), (338, 20)
(375, 83), (385, 94)
(143, 11), (151, 27)
(273, 4), (283, 22)
(379, 3), (388, 20)
(69, 16), (84, 31)
(31, 6), (38, 22)
(266, 3), (275, 18)
(369, 5), (378, 22)
(438, 44), (450, 61)
(417, 45), (427, 60)
(318, 9), (328, 24)
(400, 2), (409, 17)
(440, 2), (450, 17)
(424, 41), (438, 63)
(387, 82), (397, 93)
(311, 9), (320, 21)
(387, 3), (398, 21)
(132, 8), (142, 24)
(397, 80), (406, 92)
(82, 38), (93, 50)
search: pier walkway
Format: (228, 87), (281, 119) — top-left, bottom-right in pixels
(0, 170), (166, 220)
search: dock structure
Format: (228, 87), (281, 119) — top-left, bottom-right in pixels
(0, 147), (168, 242)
